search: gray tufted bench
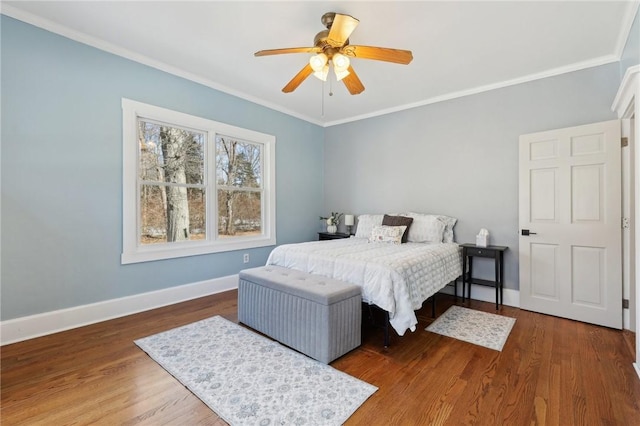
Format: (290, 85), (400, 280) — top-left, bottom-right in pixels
(238, 265), (362, 364)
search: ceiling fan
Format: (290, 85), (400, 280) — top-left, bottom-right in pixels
(254, 12), (413, 95)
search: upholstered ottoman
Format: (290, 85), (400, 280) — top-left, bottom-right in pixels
(238, 265), (362, 364)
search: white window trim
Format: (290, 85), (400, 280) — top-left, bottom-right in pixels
(121, 98), (276, 264)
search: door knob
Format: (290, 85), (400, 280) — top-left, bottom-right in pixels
(521, 229), (537, 236)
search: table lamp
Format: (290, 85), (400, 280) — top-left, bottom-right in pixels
(344, 214), (355, 235)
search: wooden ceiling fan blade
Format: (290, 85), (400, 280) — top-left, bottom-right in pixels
(342, 66), (364, 95)
(255, 47), (321, 57)
(327, 13), (359, 47)
(282, 64), (313, 93)
(342, 45), (413, 64)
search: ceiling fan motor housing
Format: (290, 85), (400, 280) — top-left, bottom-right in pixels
(313, 30), (331, 49)
(321, 12), (336, 29)
(254, 11), (411, 95)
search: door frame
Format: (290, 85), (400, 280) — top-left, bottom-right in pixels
(612, 64), (640, 379)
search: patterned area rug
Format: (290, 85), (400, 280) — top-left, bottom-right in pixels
(426, 306), (516, 351)
(135, 316), (377, 425)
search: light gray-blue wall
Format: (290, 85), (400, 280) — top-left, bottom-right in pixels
(0, 16), (324, 320)
(2, 10), (638, 322)
(323, 64), (621, 289)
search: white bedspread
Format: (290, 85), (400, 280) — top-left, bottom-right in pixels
(266, 238), (462, 336)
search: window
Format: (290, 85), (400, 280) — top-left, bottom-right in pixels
(122, 99), (276, 264)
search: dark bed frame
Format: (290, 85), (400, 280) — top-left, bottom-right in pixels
(365, 278), (459, 347)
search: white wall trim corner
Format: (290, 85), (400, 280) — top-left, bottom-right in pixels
(612, 65), (640, 117)
(612, 63), (640, 380)
(0, 275), (239, 346)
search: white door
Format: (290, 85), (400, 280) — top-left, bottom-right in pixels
(519, 120), (622, 329)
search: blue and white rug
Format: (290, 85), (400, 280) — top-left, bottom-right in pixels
(135, 315), (377, 425)
(426, 305), (516, 351)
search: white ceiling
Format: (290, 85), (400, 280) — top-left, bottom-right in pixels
(3, 1), (638, 126)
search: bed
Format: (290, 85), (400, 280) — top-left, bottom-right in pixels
(266, 213), (463, 338)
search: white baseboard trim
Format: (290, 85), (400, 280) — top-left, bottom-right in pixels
(439, 283), (520, 308)
(1, 275), (239, 346)
(440, 285), (639, 334)
(635, 362), (640, 380)
(623, 308), (632, 331)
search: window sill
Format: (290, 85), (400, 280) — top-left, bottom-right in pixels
(121, 236), (276, 264)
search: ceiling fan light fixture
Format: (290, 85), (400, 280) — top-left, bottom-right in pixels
(313, 64), (329, 81)
(309, 53), (328, 72)
(255, 12), (412, 95)
(334, 68), (350, 81)
(332, 53), (350, 72)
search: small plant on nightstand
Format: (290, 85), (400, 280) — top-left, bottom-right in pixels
(319, 212), (343, 233)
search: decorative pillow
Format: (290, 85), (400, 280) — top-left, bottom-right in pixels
(403, 213), (446, 243)
(369, 225), (407, 244)
(437, 215), (458, 243)
(382, 214), (413, 243)
(354, 214), (384, 239)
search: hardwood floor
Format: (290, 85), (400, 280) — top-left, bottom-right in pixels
(2, 290), (639, 425)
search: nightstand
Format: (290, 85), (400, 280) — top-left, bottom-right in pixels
(460, 243), (508, 310)
(318, 232), (351, 241)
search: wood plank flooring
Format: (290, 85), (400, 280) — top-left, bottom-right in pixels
(2, 290), (639, 425)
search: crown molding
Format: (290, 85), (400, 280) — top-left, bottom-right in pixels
(614, 1), (640, 60)
(325, 55), (620, 127)
(2, 3), (636, 128)
(0, 4), (324, 127)
(612, 65), (640, 118)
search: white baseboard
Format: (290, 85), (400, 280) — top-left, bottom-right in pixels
(0, 275), (239, 346)
(441, 285), (639, 333)
(623, 308), (635, 331)
(439, 283), (520, 308)
(635, 363), (640, 381)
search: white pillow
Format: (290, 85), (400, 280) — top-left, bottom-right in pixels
(355, 214), (384, 238)
(369, 225), (407, 244)
(404, 213), (446, 243)
(437, 215), (458, 243)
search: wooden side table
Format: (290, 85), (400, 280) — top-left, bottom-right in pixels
(460, 243), (508, 310)
(318, 232), (351, 241)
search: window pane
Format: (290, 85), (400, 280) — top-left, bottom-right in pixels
(216, 136), (261, 188)
(123, 99), (276, 264)
(140, 184), (206, 244)
(139, 120), (204, 185)
(217, 189), (262, 237)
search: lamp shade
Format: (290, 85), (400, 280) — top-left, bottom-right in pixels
(313, 64), (329, 81)
(332, 53), (350, 72)
(344, 214), (355, 226)
(334, 68), (350, 81)
(309, 53), (328, 72)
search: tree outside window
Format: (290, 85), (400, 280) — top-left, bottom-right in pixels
(138, 120), (205, 244)
(121, 99), (276, 264)
(216, 136), (262, 238)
